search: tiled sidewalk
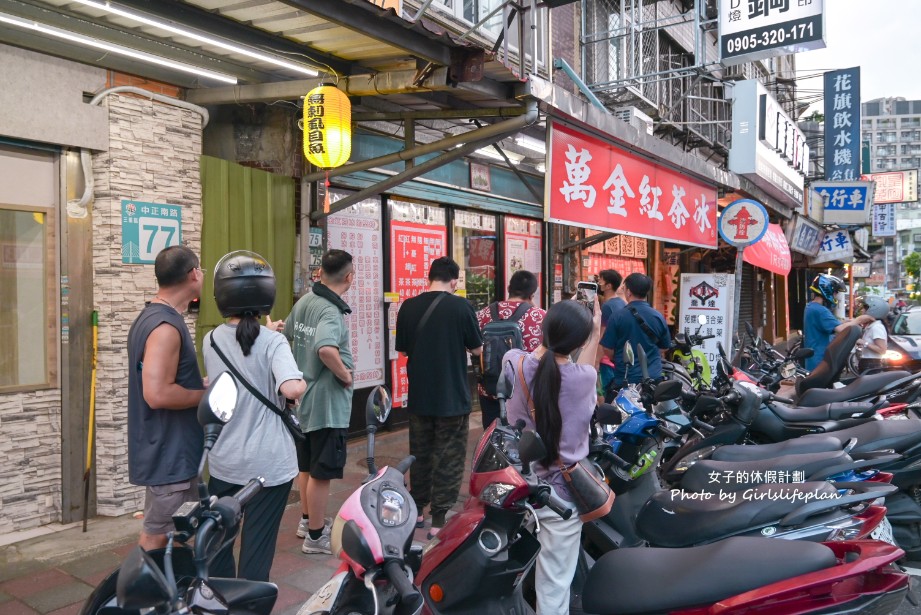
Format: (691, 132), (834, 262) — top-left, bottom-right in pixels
(0, 419), (485, 615)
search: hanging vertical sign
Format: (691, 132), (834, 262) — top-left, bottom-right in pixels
(327, 191), (385, 388)
(389, 201), (447, 407)
(823, 67), (861, 181)
(873, 202), (897, 237)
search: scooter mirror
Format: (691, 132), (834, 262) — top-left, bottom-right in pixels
(340, 519), (377, 571)
(745, 321), (755, 337)
(496, 372), (514, 400)
(518, 429), (547, 469)
(792, 347), (814, 360)
(623, 342), (635, 366)
(697, 314), (707, 326)
(653, 380), (683, 402)
(365, 385), (392, 427)
(198, 371), (237, 428)
(116, 547), (174, 611)
(717, 341), (727, 360)
(595, 403), (623, 426)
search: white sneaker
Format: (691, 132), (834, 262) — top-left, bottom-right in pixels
(296, 518), (332, 538)
(302, 533), (332, 555)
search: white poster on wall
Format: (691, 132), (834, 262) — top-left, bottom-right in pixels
(327, 191), (385, 388)
(678, 273), (735, 373)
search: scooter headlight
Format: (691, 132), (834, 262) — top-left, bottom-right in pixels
(780, 361), (797, 379)
(479, 482), (521, 508)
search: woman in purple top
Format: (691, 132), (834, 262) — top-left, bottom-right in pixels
(505, 300), (601, 614)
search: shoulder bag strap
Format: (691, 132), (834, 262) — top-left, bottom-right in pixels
(489, 301), (500, 322)
(408, 292), (446, 356)
(209, 333), (286, 418)
(508, 302), (531, 323)
(517, 355), (535, 420)
(628, 305), (664, 346)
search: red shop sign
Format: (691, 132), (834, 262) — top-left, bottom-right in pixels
(547, 121), (718, 249)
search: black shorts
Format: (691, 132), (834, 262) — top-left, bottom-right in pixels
(296, 427), (348, 480)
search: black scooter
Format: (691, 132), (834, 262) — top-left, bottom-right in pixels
(80, 373), (276, 615)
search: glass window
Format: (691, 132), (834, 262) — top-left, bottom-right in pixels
(0, 207), (53, 389)
(453, 210), (497, 311)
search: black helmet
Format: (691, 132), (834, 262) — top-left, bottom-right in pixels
(213, 250), (276, 317)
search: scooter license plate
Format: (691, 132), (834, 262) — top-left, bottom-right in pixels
(870, 516), (898, 547)
(302, 571), (349, 614)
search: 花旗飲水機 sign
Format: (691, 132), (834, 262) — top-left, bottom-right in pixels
(547, 121), (717, 249)
(719, 0), (825, 65)
(810, 181), (874, 225)
(718, 199), (769, 247)
(824, 68), (861, 182)
(122, 200), (182, 264)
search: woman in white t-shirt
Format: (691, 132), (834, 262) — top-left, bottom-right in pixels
(857, 298), (891, 373)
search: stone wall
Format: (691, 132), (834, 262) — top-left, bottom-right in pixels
(91, 94), (203, 516)
(0, 390), (63, 533)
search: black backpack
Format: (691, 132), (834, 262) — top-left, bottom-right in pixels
(479, 302), (530, 396)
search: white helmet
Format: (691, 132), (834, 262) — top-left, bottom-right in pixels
(863, 297), (889, 321)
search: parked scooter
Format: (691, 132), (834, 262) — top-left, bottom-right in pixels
(301, 374), (572, 615)
(668, 314), (715, 390)
(80, 372), (278, 615)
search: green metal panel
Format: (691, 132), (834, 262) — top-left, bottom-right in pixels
(198, 156), (296, 359)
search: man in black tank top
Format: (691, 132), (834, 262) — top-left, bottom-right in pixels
(127, 245), (206, 550)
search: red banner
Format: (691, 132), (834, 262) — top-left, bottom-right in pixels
(390, 220), (448, 407)
(743, 223), (792, 276)
(547, 122), (718, 248)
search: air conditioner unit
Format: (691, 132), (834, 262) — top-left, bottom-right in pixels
(614, 106), (654, 136)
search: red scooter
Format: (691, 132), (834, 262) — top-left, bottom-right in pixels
(303, 384), (911, 615)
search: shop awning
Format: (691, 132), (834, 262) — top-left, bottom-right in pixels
(743, 223), (791, 276)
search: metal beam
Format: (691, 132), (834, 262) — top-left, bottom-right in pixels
(557, 232), (615, 252)
(302, 101), (536, 183)
(311, 101), (539, 219)
(353, 107), (528, 122)
(111, 0), (352, 76)
(281, 0), (454, 67)
(4, 0), (277, 83)
(472, 119), (543, 203)
(185, 67), (478, 105)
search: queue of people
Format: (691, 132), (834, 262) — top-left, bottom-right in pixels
(126, 244), (676, 613)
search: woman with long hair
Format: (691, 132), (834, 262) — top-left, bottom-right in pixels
(203, 250), (307, 581)
(505, 299), (601, 614)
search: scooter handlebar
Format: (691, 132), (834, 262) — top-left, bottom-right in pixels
(383, 560), (424, 613)
(771, 394), (795, 404)
(543, 491), (573, 521)
(394, 455), (416, 475)
(234, 477), (265, 509)
(601, 448), (633, 472)
(656, 423), (681, 441)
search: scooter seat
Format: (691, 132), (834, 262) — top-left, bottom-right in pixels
(712, 436), (843, 462)
(636, 482), (841, 548)
(769, 401), (877, 422)
(798, 372), (910, 407)
(807, 418), (921, 454)
(583, 537), (836, 615)
(681, 450), (853, 492)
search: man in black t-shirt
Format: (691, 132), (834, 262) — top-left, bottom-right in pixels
(396, 257), (482, 537)
(127, 246), (206, 550)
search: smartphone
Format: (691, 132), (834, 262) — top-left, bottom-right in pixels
(576, 281), (599, 314)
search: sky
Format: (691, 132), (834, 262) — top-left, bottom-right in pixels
(793, 0), (921, 113)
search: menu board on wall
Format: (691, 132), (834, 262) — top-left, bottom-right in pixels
(327, 191), (385, 388)
(505, 216), (543, 307)
(389, 201), (447, 407)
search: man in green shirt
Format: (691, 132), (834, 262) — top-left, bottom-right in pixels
(282, 249), (354, 555)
